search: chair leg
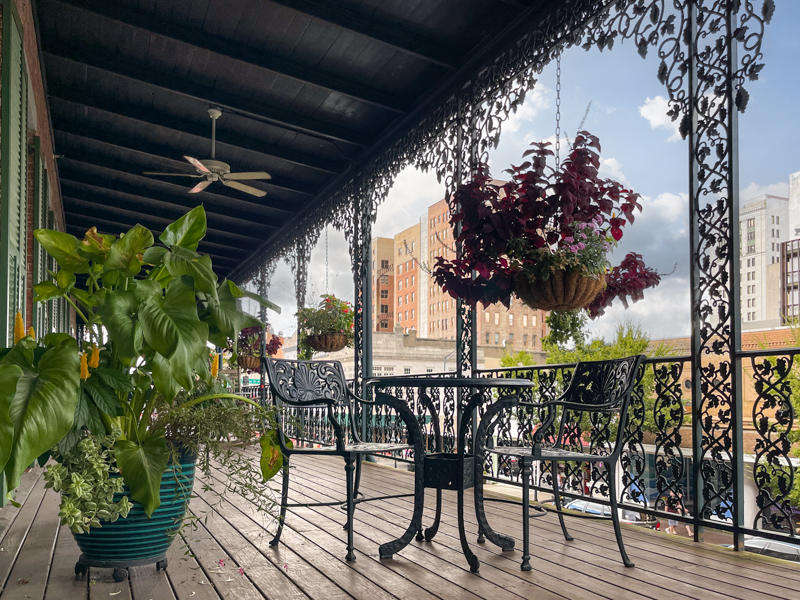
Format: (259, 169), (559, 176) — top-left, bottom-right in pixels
(551, 461), (574, 541)
(343, 457), (364, 531)
(521, 458), (532, 571)
(344, 454), (357, 561)
(269, 457), (290, 547)
(608, 466), (634, 567)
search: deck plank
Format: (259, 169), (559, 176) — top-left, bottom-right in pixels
(0, 471), (41, 543)
(87, 569), (132, 600)
(0, 475), (48, 593)
(128, 564), (175, 600)
(287, 454), (800, 600)
(165, 536), (223, 600)
(1, 490), (61, 600)
(43, 526), (88, 600)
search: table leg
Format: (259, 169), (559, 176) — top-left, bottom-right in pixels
(379, 451), (425, 559)
(474, 460), (515, 552)
(423, 489), (442, 542)
(458, 486), (480, 573)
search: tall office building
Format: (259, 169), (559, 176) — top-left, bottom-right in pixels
(788, 171), (800, 238)
(394, 223), (421, 333)
(739, 193), (789, 329)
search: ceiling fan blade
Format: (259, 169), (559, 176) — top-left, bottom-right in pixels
(224, 171), (272, 181)
(222, 179), (267, 197)
(184, 156), (211, 174)
(188, 179), (213, 194)
(143, 171), (203, 177)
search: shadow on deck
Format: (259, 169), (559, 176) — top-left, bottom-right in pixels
(1, 451), (799, 600)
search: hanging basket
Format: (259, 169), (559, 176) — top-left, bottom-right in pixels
(515, 270), (606, 312)
(306, 333), (348, 353)
(237, 354), (261, 371)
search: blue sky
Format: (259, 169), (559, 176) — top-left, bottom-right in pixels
(262, 3), (800, 343)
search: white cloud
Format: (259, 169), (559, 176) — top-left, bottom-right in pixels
(740, 180), (789, 204)
(374, 168), (444, 238)
(598, 157), (632, 188)
(646, 191), (688, 225)
(504, 86), (551, 134)
(639, 96), (681, 142)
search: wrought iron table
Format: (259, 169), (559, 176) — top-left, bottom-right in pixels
(365, 376), (534, 573)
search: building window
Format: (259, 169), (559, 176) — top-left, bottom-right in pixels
(485, 312), (490, 323)
(523, 334), (528, 346)
(411, 309), (414, 319)
(405, 311), (408, 320)
(380, 290), (388, 299)
(508, 333), (514, 344)
(381, 304), (388, 313)
(531, 315), (537, 326)
(381, 276), (388, 284)
(427, 368), (434, 373)
(385, 367), (394, 375)
(485, 332), (490, 344)
(404, 367), (411, 375)
(381, 259), (389, 270)
(411, 293), (415, 303)
(373, 366), (382, 375)
(494, 313), (499, 325)
(522, 315), (527, 326)
(381, 321), (388, 329)
(398, 264), (403, 274)
(411, 275), (415, 286)
(398, 297), (403, 306)
(405, 294), (408, 304)
(494, 333), (500, 345)
(777, 216), (780, 224)
(509, 314), (514, 326)
(532, 335), (537, 346)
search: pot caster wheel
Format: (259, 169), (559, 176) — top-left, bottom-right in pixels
(74, 561), (87, 576)
(156, 559), (168, 571)
(113, 568), (128, 582)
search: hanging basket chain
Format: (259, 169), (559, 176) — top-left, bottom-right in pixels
(555, 50), (562, 166)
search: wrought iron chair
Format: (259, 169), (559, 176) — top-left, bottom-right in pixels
(263, 357), (426, 562)
(474, 355), (645, 570)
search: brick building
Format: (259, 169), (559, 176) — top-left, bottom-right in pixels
(370, 237), (395, 332)
(394, 223), (421, 333)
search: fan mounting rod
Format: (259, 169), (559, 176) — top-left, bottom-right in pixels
(208, 107), (222, 159)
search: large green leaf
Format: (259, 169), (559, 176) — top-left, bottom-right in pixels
(104, 225), (154, 274)
(2, 341), (81, 492)
(202, 280), (261, 345)
(99, 291), (143, 362)
(0, 364), (24, 474)
(115, 435), (169, 517)
(259, 430), (291, 481)
(224, 280), (281, 313)
(83, 377), (123, 417)
(164, 247), (218, 299)
(142, 246), (168, 266)
(133, 279), (162, 304)
(93, 368), (134, 395)
(77, 227), (116, 261)
(159, 205), (206, 251)
(139, 277), (209, 390)
(33, 281), (63, 302)
(33, 230), (90, 273)
(150, 352), (181, 402)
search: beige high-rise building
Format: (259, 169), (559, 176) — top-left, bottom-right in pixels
(370, 238), (395, 332)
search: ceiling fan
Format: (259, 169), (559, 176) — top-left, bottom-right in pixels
(143, 108), (271, 197)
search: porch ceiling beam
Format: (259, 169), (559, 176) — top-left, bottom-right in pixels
(56, 152), (296, 219)
(50, 92), (345, 175)
(63, 215), (248, 264)
(53, 128), (317, 197)
(42, 50), (370, 148)
(59, 179), (276, 237)
(62, 196), (264, 245)
(267, 0), (458, 69)
(53, 0), (410, 114)
(58, 169), (283, 229)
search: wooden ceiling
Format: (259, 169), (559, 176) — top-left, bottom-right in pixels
(36, 0), (550, 278)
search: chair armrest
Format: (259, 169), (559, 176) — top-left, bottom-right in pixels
(374, 391), (426, 450)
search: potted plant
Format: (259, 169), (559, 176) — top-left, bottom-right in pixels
(433, 131), (660, 331)
(0, 206), (286, 581)
(236, 325), (282, 371)
(296, 294), (355, 359)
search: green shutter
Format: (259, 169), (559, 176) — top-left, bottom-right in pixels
(32, 137), (48, 336)
(46, 210), (55, 333)
(0, 0), (28, 346)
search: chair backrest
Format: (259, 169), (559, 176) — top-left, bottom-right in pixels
(563, 355), (644, 410)
(553, 355), (644, 455)
(264, 358), (350, 407)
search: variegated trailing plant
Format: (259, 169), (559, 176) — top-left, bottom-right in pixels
(0, 205), (287, 530)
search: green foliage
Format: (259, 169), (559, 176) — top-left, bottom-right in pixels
(20, 204), (282, 528)
(297, 294), (355, 360)
(0, 337), (81, 493)
(43, 435), (132, 534)
(499, 350), (539, 368)
(544, 310), (588, 348)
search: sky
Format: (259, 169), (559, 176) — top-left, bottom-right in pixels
(258, 2), (800, 344)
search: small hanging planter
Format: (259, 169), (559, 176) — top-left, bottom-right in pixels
(305, 333), (348, 353)
(515, 270), (606, 312)
(237, 354), (261, 371)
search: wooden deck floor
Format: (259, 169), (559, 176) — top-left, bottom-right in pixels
(2, 451), (800, 600)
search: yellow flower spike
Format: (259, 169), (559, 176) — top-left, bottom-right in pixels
(80, 353), (90, 380)
(28, 326), (35, 339)
(14, 311), (24, 344)
(89, 344), (100, 368)
(210, 351), (219, 378)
